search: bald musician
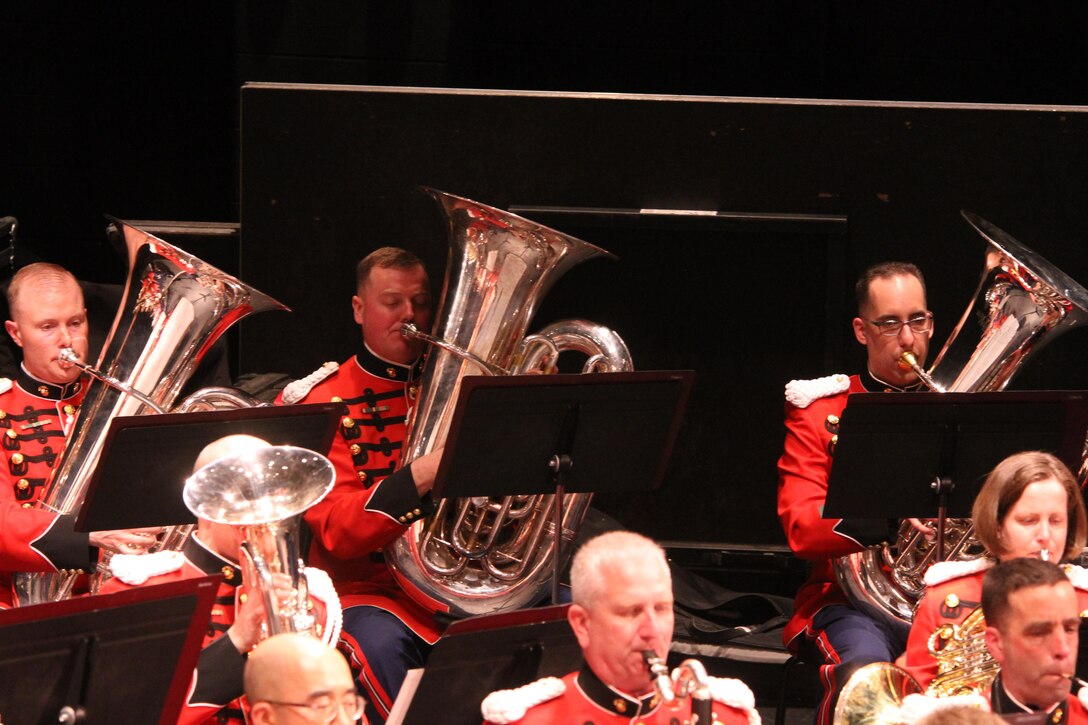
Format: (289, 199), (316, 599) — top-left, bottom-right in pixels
(0, 262), (158, 607)
(246, 633), (366, 725)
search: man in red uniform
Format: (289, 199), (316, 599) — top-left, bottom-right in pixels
(480, 531), (758, 725)
(0, 262), (157, 607)
(103, 434), (342, 725)
(777, 261), (934, 724)
(983, 557), (1087, 721)
(278, 247), (441, 724)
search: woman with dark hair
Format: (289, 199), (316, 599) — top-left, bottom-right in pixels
(900, 450), (1088, 687)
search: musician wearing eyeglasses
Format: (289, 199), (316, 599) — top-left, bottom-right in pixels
(900, 451), (1088, 691)
(277, 247), (443, 724)
(246, 633), (366, 725)
(480, 531), (757, 725)
(0, 263), (159, 608)
(777, 261), (934, 724)
(101, 435), (343, 725)
(981, 557), (1087, 721)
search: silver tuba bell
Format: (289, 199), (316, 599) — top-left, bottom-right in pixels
(14, 220), (287, 606)
(184, 445), (336, 637)
(834, 211), (1088, 628)
(385, 189), (633, 618)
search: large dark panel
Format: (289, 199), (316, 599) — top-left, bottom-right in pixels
(239, 85), (1088, 545)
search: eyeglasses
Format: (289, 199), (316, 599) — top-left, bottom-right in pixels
(866, 312), (933, 337)
(263, 692), (365, 722)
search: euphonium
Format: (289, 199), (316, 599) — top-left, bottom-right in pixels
(385, 189), (633, 618)
(184, 445), (337, 637)
(13, 220), (287, 605)
(834, 211), (1088, 629)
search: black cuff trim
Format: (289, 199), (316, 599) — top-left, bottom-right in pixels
(365, 466), (428, 524)
(832, 518), (897, 548)
(33, 515), (95, 570)
(189, 634), (246, 706)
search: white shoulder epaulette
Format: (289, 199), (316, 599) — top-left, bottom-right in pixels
(281, 361), (339, 405)
(923, 557), (994, 587)
(0, 377), (11, 395)
(302, 566), (342, 647)
(784, 374), (851, 409)
(108, 550), (186, 585)
(708, 676), (761, 725)
(898, 692), (991, 722)
(480, 676), (566, 724)
(1064, 563), (1088, 591)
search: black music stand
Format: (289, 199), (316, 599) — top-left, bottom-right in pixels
(824, 390), (1088, 557)
(74, 402), (343, 531)
(393, 605), (580, 725)
(0, 576), (218, 725)
(433, 371), (694, 604)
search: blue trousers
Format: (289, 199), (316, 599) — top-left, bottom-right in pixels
(339, 605), (431, 725)
(802, 604), (907, 725)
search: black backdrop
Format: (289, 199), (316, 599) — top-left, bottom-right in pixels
(238, 85), (1088, 545)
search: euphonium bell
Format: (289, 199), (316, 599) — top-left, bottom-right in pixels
(184, 445), (336, 637)
(386, 189), (633, 618)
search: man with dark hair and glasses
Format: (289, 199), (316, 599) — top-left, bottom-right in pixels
(246, 633), (367, 725)
(777, 261), (934, 724)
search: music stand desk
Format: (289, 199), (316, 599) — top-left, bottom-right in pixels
(75, 402), (343, 532)
(0, 575), (219, 725)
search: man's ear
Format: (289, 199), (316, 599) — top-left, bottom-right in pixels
(5, 320), (22, 348)
(984, 625), (1005, 664)
(248, 702), (272, 725)
(568, 604), (591, 649)
(852, 317), (868, 346)
(351, 295), (364, 326)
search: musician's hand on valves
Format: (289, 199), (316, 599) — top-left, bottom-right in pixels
(409, 448), (443, 497)
(88, 526), (163, 555)
(227, 572), (294, 653)
(906, 518), (938, 542)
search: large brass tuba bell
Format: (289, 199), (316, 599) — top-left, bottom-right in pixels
(184, 445), (336, 637)
(834, 211), (1088, 630)
(385, 189), (633, 617)
(13, 220), (287, 606)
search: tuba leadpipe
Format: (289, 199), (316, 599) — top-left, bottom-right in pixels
(385, 189), (633, 618)
(643, 651), (714, 724)
(14, 220), (288, 606)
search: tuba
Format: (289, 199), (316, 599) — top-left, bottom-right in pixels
(385, 189), (633, 618)
(184, 445), (338, 638)
(14, 220), (287, 605)
(834, 211), (1088, 629)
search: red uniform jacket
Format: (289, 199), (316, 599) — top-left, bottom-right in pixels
(777, 373), (873, 648)
(901, 559), (1088, 689)
(101, 534), (342, 725)
(481, 668), (758, 725)
(0, 370), (92, 608)
(278, 347), (442, 644)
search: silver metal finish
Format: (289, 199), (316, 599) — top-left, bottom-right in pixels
(385, 188), (633, 617)
(14, 220), (287, 605)
(833, 211), (1088, 629)
(185, 445), (335, 636)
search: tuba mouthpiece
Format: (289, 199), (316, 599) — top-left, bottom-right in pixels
(642, 650), (675, 703)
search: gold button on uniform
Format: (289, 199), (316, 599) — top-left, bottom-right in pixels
(6, 429), (16, 439)
(350, 444), (361, 455)
(11, 453), (23, 465)
(239, 592), (247, 603)
(221, 566), (235, 581)
(21, 502), (31, 509)
(613, 698), (627, 713)
(16, 478), (29, 491)
(386, 367), (397, 378)
(342, 416), (355, 429)
(826, 414), (839, 426)
(398, 516), (407, 523)
(63, 405), (76, 416)
(944, 593), (960, 609)
(38, 386), (49, 397)
(0, 409), (6, 419)
(358, 471), (368, 483)
(331, 396), (343, 403)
